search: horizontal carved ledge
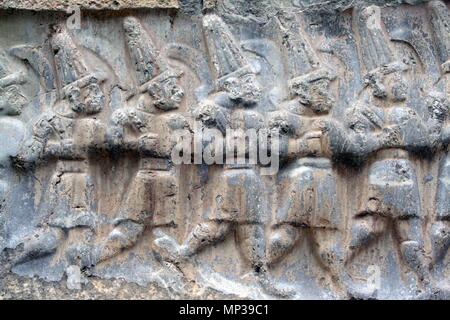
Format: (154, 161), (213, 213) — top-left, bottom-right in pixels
(0, 1), (433, 12)
(0, 0), (179, 11)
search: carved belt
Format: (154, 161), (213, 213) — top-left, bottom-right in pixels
(56, 160), (89, 173)
(139, 157), (171, 171)
(375, 149), (409, 161)
(293, 157), (332, 169)
(223, 157), (257, 170)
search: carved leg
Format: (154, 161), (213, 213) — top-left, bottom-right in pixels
(153, 220), (233, 263)
(181, 220), (233, 258)
(8, 227), (64, 266)
(266, 224), (300, 266)
(347, 211), (387, 263)
(64, 228), (95, 268)
(311, 228), (344, 282)
(96, 220), (144, 264)
(394, 218), (430, 284)
(431, 220), (450, 265)
(248, 224), (297, 298)
(236, 223), (265, 272)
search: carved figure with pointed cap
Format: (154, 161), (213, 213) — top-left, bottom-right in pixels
(0, 54), (27, 251)
(153, 14), (273, 293)
(10, 25), (108, 273)
(96, 16), (189, 265)
(344, 5), (432, 289)
(428, 1), (450, 267)
(261, 11), (347, 293)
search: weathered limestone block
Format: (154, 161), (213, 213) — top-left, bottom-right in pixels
(0, 0), (449, 300)
(0, 0), (179, 11)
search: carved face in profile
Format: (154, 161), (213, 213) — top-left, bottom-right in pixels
(222, 73), (262, 105)
(66, 84), (104, 115)
(147, 76), (184, 111)
(384, 72), (408, 102)
(0, 85), (27, 116)
(368, 72), (408, 102)
(290, 78), (335, 114)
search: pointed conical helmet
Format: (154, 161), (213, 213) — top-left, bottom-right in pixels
(123, 16), (182, 91)
(354, 5), (407, 77)
(428, 1), (450, 73)
(50, 24), (89, 87)
(276, 10), (320, 78)
(276, 10), (335, 96)
(124, 16), (163, 85)
(202, 14), (255, 90)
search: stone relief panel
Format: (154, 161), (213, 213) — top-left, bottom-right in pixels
(0, 0), (449, 299)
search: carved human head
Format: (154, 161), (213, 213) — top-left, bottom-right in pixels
(365, 61), (409, 103)
(219, 69), (262, 106)
(0, 85), (27, 116)
(426, 90), (450, 122)
(288, 68), (336, 114)
(144, 69), (185, 111)
(64, 81), (105, 115)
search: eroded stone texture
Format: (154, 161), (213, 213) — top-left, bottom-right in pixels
(0, 0), (179, 11)
(0, 0), (449, 300)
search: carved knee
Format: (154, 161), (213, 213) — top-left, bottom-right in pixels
(348, 215), (386, 263)
(97, 220), (144, 263)
(267, 224), (299, 266)
(183, 221), (232, 257)
(193, 221), (231, 242)
(431, 220), (450, 263)
(399, 240), (429, 282)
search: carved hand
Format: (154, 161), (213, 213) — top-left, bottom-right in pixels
(138, 133), (161, 155)
(194, 102), (227, 134)
(11, 138), (44, 169)
(44, 139), (78, 158)
(378, 126), (402, 149)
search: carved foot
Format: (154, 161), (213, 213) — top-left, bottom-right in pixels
(95, 221), (144, 264)
(400, 240), (431, 287)
(153, 229), (187, 264)
(431, 221), (450, 265)
(257, 267), (296, 298)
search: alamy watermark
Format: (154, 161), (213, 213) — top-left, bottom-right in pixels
(367, 265), (381, 293)
(66, 5), (81, 30)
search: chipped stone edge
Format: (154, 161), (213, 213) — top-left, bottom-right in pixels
(0, 0), (179, 11)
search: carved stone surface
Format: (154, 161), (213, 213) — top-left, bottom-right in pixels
(0, 0), (179, 10)
(0, 0), (449, 300)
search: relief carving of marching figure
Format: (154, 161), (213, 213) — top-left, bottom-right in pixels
(94, 17), (189, 265)
(0, 0), (449, 299)
(428, 0), (450, 270)
(265, 10), (345, 291)
(153, 13), (276, 291)
(0, 53), (27, 252)
(7, 25), (108, 276)
(342, 5), (433, 289)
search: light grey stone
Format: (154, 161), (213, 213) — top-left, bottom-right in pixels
(0, 0), (449, 300)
